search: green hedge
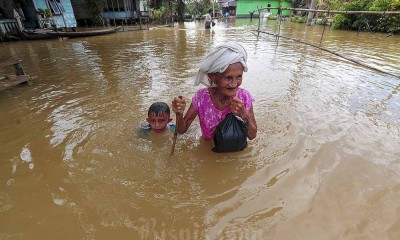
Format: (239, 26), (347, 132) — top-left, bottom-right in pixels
(331, 0), (400, 34)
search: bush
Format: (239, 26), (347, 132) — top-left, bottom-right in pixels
(331, 0), (400, 34)
(315, 18), (331, 25)
(332, 14), (352, 29)
(290, 15), (307, 23)
(149, 5), (172, 23)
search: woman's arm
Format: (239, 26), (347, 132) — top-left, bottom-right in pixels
(243, 106), (257, 140)
(172, 97), (197, 134)
(230, 97), (257, 140)
(176, 104), (197, 134)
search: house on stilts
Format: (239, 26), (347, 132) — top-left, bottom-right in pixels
(71, 0), (145, 26)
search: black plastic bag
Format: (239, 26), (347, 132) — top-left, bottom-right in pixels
(212, 113), (248, 153)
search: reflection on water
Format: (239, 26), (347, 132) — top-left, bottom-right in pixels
(1, 19), (400, 239)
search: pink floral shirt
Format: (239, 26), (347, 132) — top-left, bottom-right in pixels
(192, 88), (254, 138)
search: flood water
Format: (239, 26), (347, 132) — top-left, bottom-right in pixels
(1, 18), (400, 239)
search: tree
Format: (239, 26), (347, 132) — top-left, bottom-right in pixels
(84, 0), (106, 25)
(175, 0), (185, 21)
(330, 0), (400, 34)
(306, 0), (317, 25)
(185, 0), (212, 17)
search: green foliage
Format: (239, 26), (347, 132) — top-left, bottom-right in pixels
(369, 0), (400, 33)
(149, 0), (188, 22)
(37, 8), (51, 18)
(185, 0), (212, 17)
(150, 5), (171, 23)
(84, 0), (106, 25)
(331, 0), (400, 34)
(315, 18), (331, 25)
(332, 14), (351, 29)
(290, 15), (307, 23)
(291, 0), (304, 8)
(175, 0), (185, 22)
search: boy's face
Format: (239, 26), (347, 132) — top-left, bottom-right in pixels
(146, 112), (172, 133)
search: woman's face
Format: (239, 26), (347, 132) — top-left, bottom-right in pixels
(212, 62), (244, 97)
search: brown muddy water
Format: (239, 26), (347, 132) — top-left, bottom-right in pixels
(1, 19), (400, 240)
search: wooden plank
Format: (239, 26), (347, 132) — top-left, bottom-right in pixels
(0, 59), (22, 68)
(0, 75), (36, 91)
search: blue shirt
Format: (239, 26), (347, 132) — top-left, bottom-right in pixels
(138, 123), (176, 134)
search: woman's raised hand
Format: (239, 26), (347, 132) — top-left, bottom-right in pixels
(172, 96), (186, 115)
(230, 96), (248, 120)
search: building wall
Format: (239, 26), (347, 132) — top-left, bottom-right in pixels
(34, 0), (48, 11)
(34, 0), (77, 28)
(60, 0), (77, 27)
(0, 0), (13, 19)
(236, 0), (292, 17)
(70, 0), (91, 20)
(101, 0), (140, 20)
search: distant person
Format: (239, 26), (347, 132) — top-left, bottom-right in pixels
(139, 102), (175, 134)
(205, 9), (212, 29)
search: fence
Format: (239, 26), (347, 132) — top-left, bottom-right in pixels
(0, 19), (19, 38)
(38, 18), (56, 29)
(255, 7), (400, 79)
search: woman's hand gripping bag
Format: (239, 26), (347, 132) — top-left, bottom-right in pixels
(212, 113), (248, 153)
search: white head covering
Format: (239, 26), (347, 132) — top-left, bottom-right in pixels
(194, 41), (248, 87)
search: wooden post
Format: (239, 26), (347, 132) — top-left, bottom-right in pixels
(139, 11), (142, 29)
(257, 5), (261, 32)
(14, 62), (25, 75)
(116, 0), (120, 26)
(0, 59), (36, 91)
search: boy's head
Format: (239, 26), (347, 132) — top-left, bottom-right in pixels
(146, 102), (172, 132)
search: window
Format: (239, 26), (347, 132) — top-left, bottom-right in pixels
(49, 0), (65, 14)
(57, 1), (65, 12)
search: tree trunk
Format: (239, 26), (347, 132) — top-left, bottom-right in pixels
(306, 0), (317, 26)
(176, 0), (185, 22)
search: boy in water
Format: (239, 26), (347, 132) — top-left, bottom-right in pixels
(140, 102), (176, 134)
